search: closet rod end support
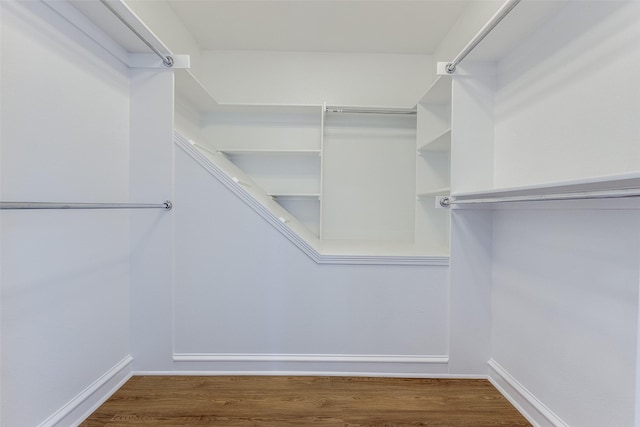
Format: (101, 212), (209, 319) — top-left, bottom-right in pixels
(439, 196), (451, 208)
(164, 200), (173, 210)
(445, 63), (456, 74)
(163, 56), (175, 67)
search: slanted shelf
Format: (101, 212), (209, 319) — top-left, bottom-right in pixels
(173, 69), (324, 238)
(203, 104), (324, 237)
(217, 150), (321, 200)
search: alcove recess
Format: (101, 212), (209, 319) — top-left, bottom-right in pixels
(174, 69), (452, 258)
(448, 0), (640, 205)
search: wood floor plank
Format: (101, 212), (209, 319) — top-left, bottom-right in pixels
(81, 376), (531, 426)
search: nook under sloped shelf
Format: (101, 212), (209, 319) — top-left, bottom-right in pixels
(418, 128), (451, 153)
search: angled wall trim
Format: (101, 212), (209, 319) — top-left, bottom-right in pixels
(175, 131), (449, 266)
(487, 359), (569, 427)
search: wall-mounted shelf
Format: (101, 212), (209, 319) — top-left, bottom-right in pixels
(269, 193), (321, 199)
(220, 149), (321, 156)
(173, 59), (451, 256)
(417, 188), (450, 199)
(418, 128), (451, 153)
(452, 172), (640, 202)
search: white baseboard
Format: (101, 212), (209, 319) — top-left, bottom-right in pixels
(170, 353), (450, 377)
(135, 370), (487, 379)
(487, 359), (568, 427)
(38, 356), (133, 427)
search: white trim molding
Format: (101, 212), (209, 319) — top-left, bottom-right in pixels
(174, 353), (448, 364)
(172, 353), (450, 377)
(38, 356), (133, 427)
(487, 359), (569, 427)
(175, 132), (449, 266)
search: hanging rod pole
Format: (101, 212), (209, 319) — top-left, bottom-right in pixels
(98, 0), (174, 67)
(439, 188), (640, 207)
(445, 0), (522, 74)
(325, 107), (416, 115)
(0, 201), (173, 210)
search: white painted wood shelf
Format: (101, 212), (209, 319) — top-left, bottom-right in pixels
(453, 172), (640, 199)
(418, 128), (451, 153)
(220, 149), (321, 156)
(174, 59), (451, 258)
(269, 193), (321, 199)
(417, 188), (450, 199)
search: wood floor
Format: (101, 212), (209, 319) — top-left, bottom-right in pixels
(81, 376), (531, 426)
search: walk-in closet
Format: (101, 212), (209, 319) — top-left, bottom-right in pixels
(2, 1), (639, 425)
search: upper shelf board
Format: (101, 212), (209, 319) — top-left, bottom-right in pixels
(452, 171), (640, 201)
(175, 69), (322, 115)
(219, 149), (321, 156)
(418, 128), (451, 153)
(417, 188), (450, 198)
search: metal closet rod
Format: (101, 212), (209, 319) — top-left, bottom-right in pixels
(0, 201), (173, 210)
(446, 0), (522, 74)
(325, 107), (417, 115)
(98, 0), (174, 67)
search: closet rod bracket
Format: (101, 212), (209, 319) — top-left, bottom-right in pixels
(439, 196), (451, 208)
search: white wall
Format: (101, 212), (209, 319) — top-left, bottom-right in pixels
(490, 206), (639, 426)
(434, 1), (503, 65)
(172, 146), (450, 375)
(1, 1), (132, 425)
(200, 50), (433, 107)
(494, 1), (640, 188)
(322, 114), (417, 242)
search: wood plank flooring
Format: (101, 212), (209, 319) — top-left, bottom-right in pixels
(81, 376), (531, 426)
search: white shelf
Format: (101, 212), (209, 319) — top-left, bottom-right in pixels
(269, 193), (321, 199)
(175, 69), (322, 115)
(418, 128), (451, 153)
(219, 149), (321, 156)
(452, 172), (640, 201)
(319, 239), (448, 258)
(417, 188), (450, 199)
(418, 76), (451, 106)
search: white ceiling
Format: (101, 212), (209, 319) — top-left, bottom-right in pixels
(166, 1), (471, 55)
